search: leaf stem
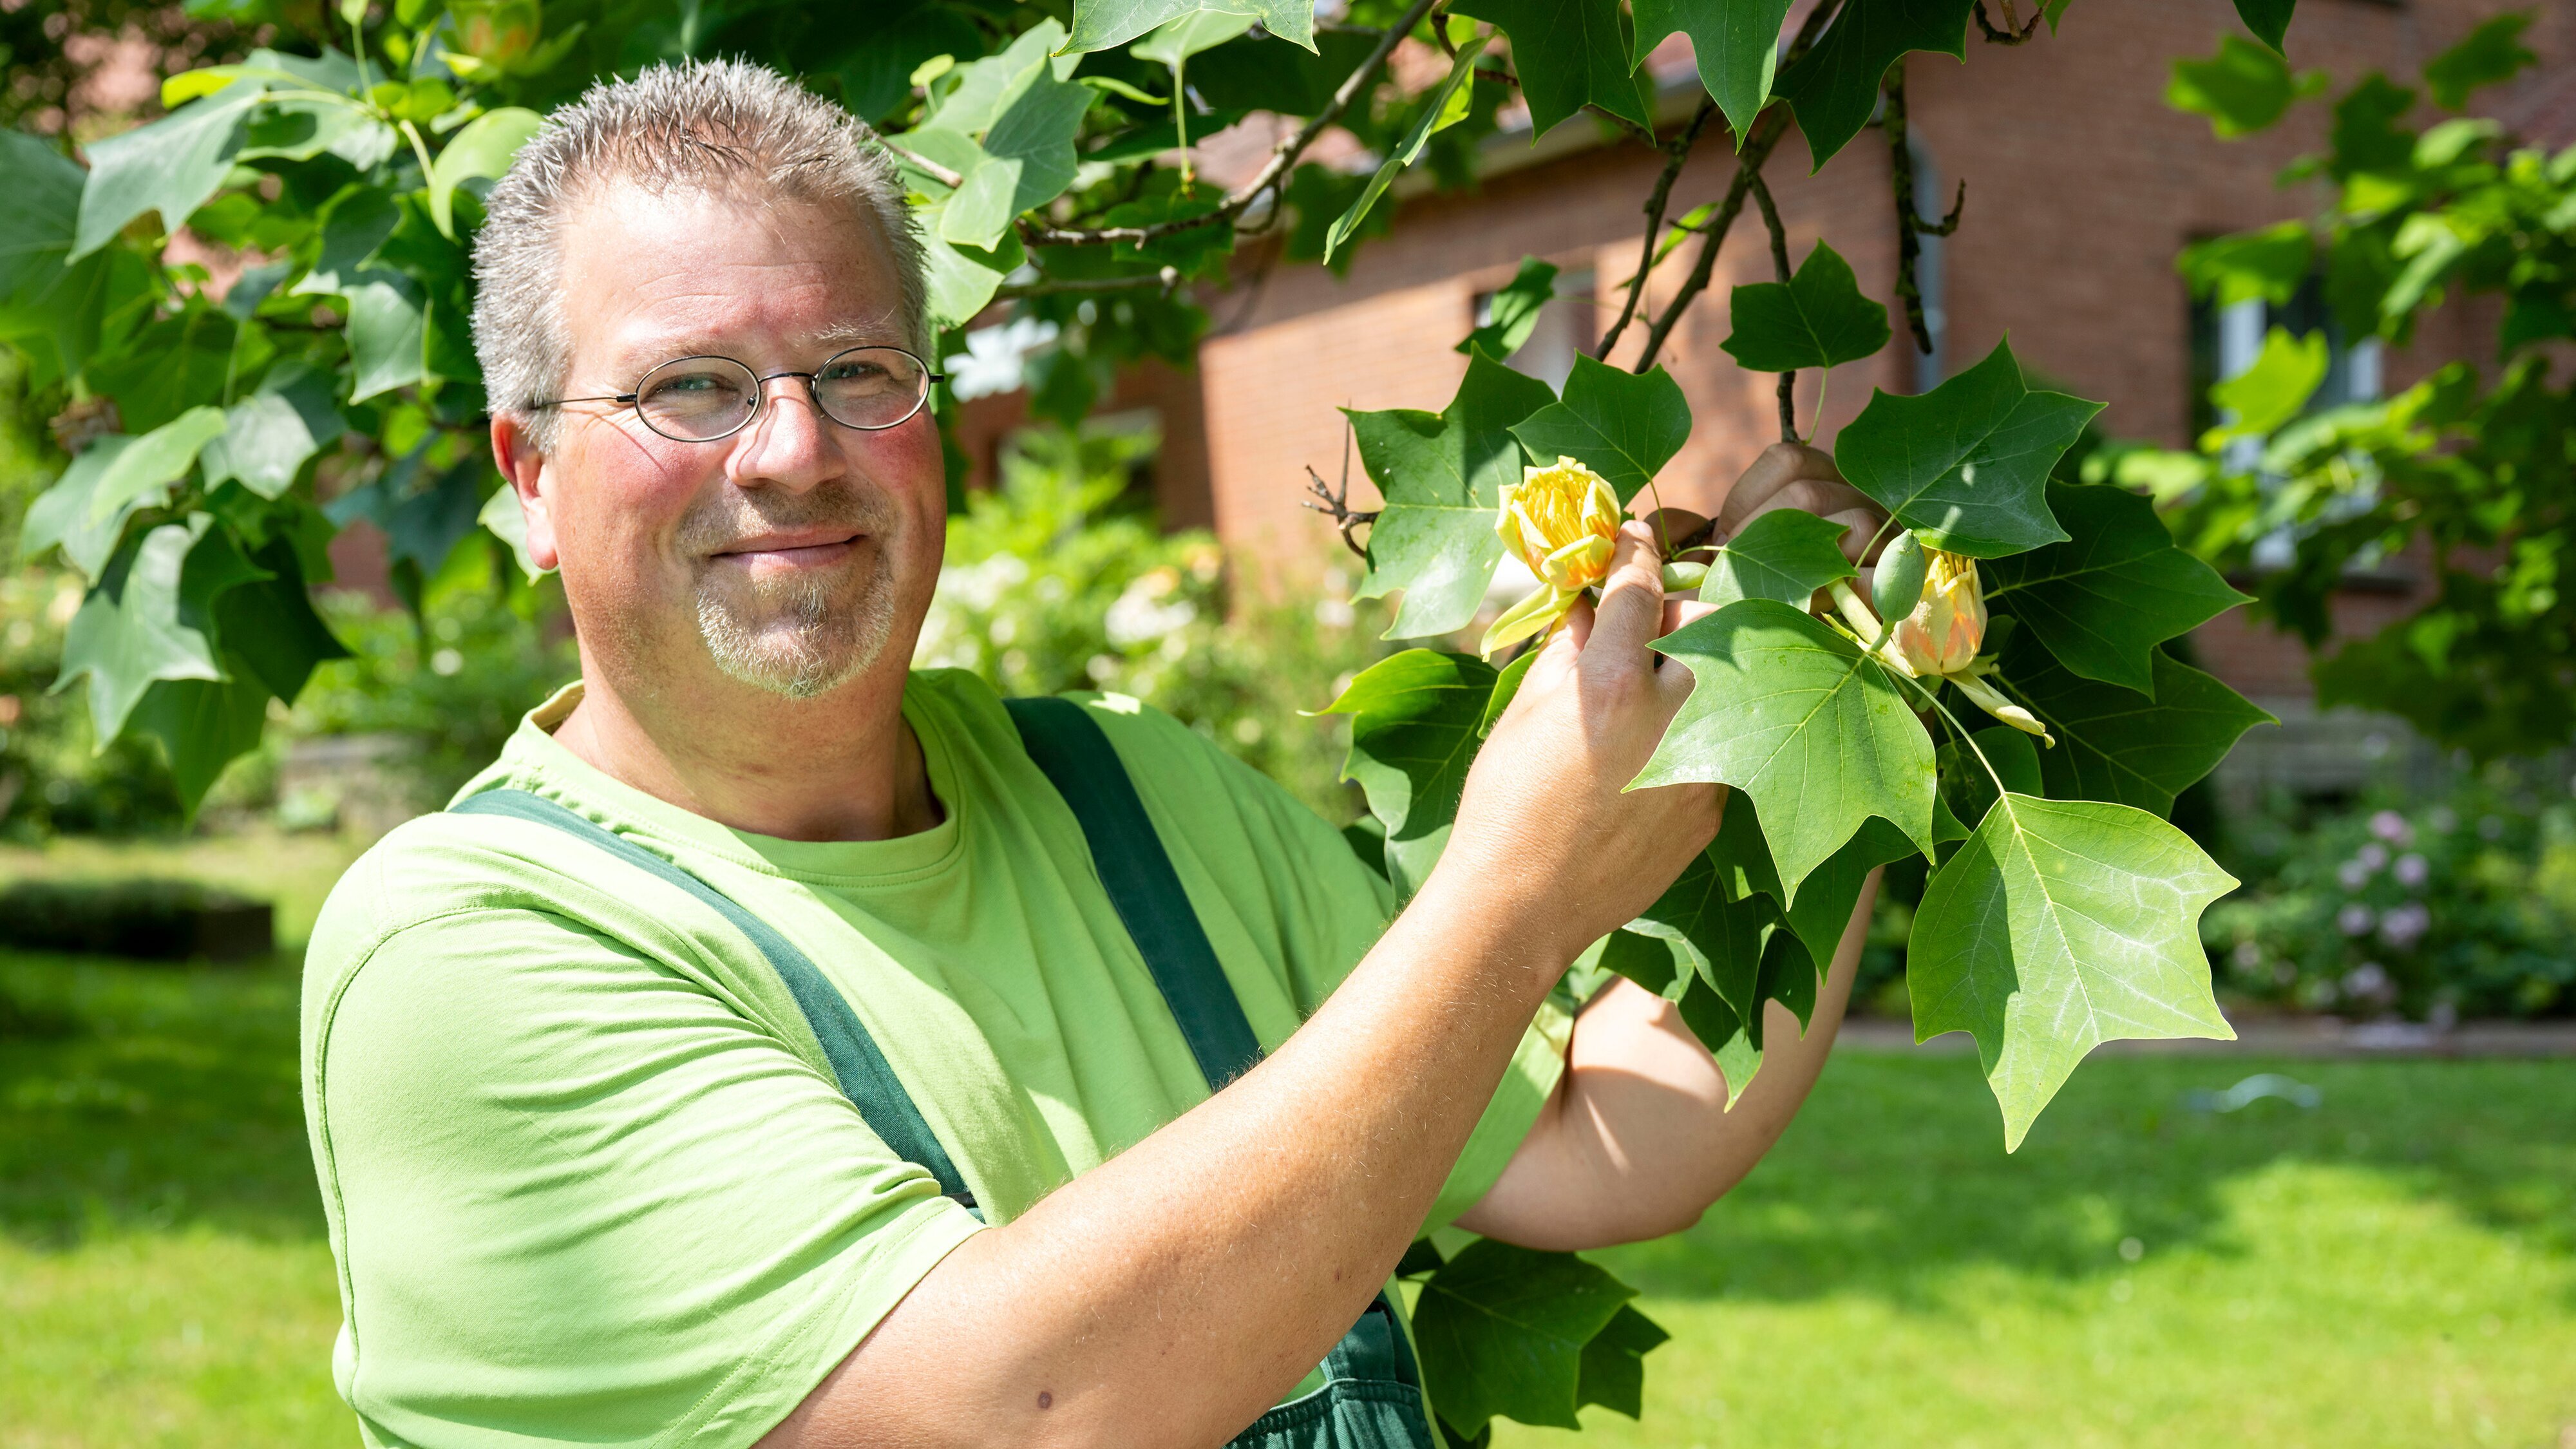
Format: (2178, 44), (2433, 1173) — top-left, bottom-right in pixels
(1747, 169), (1799, 442)
(1903, 670), (2010, 802)
(1595, 97), (1718, 361)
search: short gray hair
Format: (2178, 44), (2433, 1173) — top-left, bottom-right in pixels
(469, 58), (926, 450)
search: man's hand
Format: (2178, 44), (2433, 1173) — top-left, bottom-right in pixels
(1439, 522), (1724, 970)
(1716, 440), (1885, 562)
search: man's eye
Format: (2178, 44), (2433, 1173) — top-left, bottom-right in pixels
(648, 372), (741, 399)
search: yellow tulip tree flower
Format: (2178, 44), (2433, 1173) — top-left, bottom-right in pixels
(1481, 457), (1622, 659)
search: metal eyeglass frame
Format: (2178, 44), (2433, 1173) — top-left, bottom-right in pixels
(529, 345), (946, 442)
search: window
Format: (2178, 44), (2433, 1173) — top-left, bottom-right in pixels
(2187, 274), (2381, 440)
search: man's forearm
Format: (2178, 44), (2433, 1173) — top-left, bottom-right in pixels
(1460, 869), (1877, 1249)
(764, 873), (1567, 1449)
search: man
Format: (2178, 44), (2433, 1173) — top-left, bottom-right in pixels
(301, 59), (1889, 1449)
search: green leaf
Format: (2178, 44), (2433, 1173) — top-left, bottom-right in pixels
(0, 129), (84, 301)
(1620, 847), (1774, 1098)
(1451, 0), (1654, 137)
(1131, 6), (1256, 64)
(1325, 34), (1489, 263)
(343, 274), (428, 401)
(1632, 0), (1795, 142)
(1779, 813), (1913, 969)
(20, 408), (229, 580)
(2175, 222), (2312, 308)
(1064, 0), (1315, 55)
(200, 362), (346, 499)
(1834, 338), (2096, 558)
(1413, 1239), (1636, 1434)
(211, 535), (349, 701)
(1935, 722), (2040, 835)
(1698, 507), (1857, 608)
(2202, 327), (2326, 444)
(1980, 483), (2249, 694)
(1909, 793), (2237, 1150)
(50, 520), (226, 743)
(83, 306), (246, 435)
(1776, 0), (1973, 171)
(917, 211), (1023, 328)
(1477, 645), (1536, 737)
(1719, 240), (1891, 372)
(1457, 257), (1558, 358)
(2167, 34), (2322, 138)
(478, 484), (546, 582)
(429, 106), (542, 238)
(1506, 354), (1691, 506)
(1189, 28), (1378, 113)
(126, 666), (270, 816)
(1574, 1304), (1671, 1420)
(925, 25), (1097, 252)
(2000, 641), (2273, 817)
(1636, 599), (1935, 899)
(812, 1), (987, 122)
(235, 94), (396, 168)
(1350, 351), (1557, 639)
(2423, 13), (2534, 110)
(1320, 649), (1497, 896)
(70, 82), (269, 259)
(2231, 0), (2294, 54)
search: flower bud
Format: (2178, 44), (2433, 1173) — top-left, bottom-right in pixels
(1889, 545), (1985, 677)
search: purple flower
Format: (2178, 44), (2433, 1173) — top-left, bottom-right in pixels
(2338, 904), (2376, 936)
(2338, 860), (2372, 890)
(2344, 962), (2392, 999)
(2369, 810), (2414, 845)
(2394, 853), (2429, 887)
(2358, 842), (2391, 871)
(2379, 902), (2432, 948)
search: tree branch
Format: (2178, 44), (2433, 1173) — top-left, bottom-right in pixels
(1021, 0), (1444, 247)
(1973, 1), (2044, 44)
(1595, 97), (1719, 360)
(994, 269), (1180, 300)
(1884, 64), (1966, 357)
(1747, 169), (1799, 442)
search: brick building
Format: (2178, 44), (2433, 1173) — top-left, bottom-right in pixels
(954, 0), (2573, 799)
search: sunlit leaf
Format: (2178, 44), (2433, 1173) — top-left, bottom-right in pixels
(1326, 35), (1488, 263)
(1636, 599), (1935, 899)
(2202, 327), (2327, 444)
(1064, 0), (1314, 55)
(1321, 649), (1497, 896)
(428, 106), (542, 238)
(1351, 352), (1557, 639)
(1698, 507), (1856, 608)
(1719, 240), (1891, 372)
(50, 520), (225, 743)
(1457, 258), (1558, 359)
(1910, 793), (2237, 1150)
(200, 362), (346, 500)
(1632, 0), (1795, 142)
(1834, 338), (2094, 558)
(2167, 34), (2324, 138)
(1507, 354), (1691, 506)
(70, 83), (267, 259)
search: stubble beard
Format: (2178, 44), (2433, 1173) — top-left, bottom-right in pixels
(683, 484), (904, 701)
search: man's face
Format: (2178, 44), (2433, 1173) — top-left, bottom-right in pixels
(518, 182), (945, 702)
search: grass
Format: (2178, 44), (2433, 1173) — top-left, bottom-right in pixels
(1, 833), (2570, 1445)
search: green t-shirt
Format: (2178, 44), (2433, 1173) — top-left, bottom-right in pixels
(301, 669), (1568, 1448)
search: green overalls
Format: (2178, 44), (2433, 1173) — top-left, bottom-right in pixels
(453, 696), (1437, 1448)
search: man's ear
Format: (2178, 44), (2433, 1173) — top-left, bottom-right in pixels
(491, 413), (562, 572)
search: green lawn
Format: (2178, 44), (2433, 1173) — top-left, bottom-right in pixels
(5, 913), (2572, 1446)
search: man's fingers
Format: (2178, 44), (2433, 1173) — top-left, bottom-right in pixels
(1714, 440), (1844, 527)
(1586, 522), (1667, 658)
(1818, 507), (1888, 563)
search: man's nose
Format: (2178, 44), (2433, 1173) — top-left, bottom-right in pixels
(725, 375), (840, 493)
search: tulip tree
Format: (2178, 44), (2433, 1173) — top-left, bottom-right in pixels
(5, 0), (2316, 1439)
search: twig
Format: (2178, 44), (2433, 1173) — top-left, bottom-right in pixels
(1884, 64), (1965, 356)
(1625, 0), (1842, 372)
(994, 269), (1180, 300)
(886, 141), (967, 191)
(1303, 435), (1377, 560)
(1747, 169), (1799, 442)
(1972, 1), (2043, 44)
(1021, 0), (1444, 247)
(1595, 96), (1719, 360)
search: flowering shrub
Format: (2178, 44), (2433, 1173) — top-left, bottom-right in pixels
(2206, 775), (2576, 1020)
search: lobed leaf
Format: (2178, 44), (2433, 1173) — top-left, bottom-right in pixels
(429, 107), (543, 238)
(70, 83), (268, 260)
(1458, 258), (1559, 359)
(1980, 482), (2249, 694)
(1636, 599), (1935, 900)
(2202, 327), (2327, 444)
(1413, 1239), (1637, 1434)
(1719, 240), (1891, 373)
(1776, 0), (1973, 171)
(2167, 34), (2324, 138)
(1320, 649), (1497, 896)
(1573, 1304), (1669, 1420)
(1506, 354), (1691, 506)
(1999, 641), (2275, 817)
(1909, 793), (2237, 1150)
(1632, 0), (1795, 142)
(1698, 508), (1856, 609)
(1452, 0), (1654, 138)
(51, 520), (226, 743)
(1064, 0), (1316, 56)
(1326, 35), (1490, 264)
(1833, 338), (2096, 558)
(1351, 352), (1557, 639)
(2231, 0), (2295, 55)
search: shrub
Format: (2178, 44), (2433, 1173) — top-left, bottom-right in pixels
(0, 877), (274, 961)
(2204, 772), (2576, 1020)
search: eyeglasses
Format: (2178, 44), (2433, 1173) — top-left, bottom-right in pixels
(531, 346), (945, 443)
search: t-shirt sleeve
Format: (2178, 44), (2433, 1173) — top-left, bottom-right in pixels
(307, 905), (982, 1449)
(1095, 701), (1569, 1237)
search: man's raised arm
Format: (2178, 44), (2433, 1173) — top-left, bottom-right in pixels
(761, 524), (1719, 1449)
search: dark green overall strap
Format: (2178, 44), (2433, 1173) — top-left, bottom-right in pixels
(451, 788), (976, 1210)
(1003, 696), (1265, 1089)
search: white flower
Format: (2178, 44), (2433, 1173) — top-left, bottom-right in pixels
(2337, 904), (2376, 937)
(1104, 569), (1198, 648)
(2368, 810), (2412, 844)
(2392, 853), (2429, 887)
